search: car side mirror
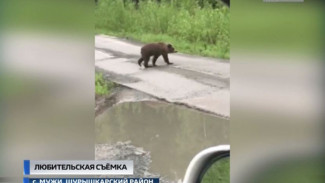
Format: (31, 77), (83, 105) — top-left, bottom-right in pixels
(183, 145), (230, 183)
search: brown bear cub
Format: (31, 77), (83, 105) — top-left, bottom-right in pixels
(138, 43), (177, 68)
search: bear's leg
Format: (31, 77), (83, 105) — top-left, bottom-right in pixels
(144, 56), (150, 68)
(152, 55), (160, 66)
(138, 57), (144, 66)
(162, 53), (173, 65)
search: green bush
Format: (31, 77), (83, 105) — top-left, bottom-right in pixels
(95, 0), (229, 59)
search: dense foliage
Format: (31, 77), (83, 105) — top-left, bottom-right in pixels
(95, 0), (230, 59)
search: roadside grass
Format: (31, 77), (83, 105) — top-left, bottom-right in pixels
(95, 72), (114, 96)
(95, 0), (229, 59)
(202, 158), (230, 183)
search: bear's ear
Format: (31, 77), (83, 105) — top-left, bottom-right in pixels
(167, 44), (172, 48)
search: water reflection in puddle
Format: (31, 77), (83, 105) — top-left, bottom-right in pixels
(95, 101), (229, 181)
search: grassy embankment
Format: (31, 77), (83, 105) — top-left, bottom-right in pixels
(95, 0), (229, 59)
(95, 73), (114, 97)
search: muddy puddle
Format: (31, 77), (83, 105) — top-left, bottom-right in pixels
(95, 101), (229, 182)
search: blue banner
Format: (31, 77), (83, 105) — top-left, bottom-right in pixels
(24, 160), (30, 175)
(23, 178), (159, 183)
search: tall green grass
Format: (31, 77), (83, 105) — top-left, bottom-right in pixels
(95, 0), (229, 59)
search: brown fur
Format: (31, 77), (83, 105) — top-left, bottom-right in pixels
(138, 43), (177, 68)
